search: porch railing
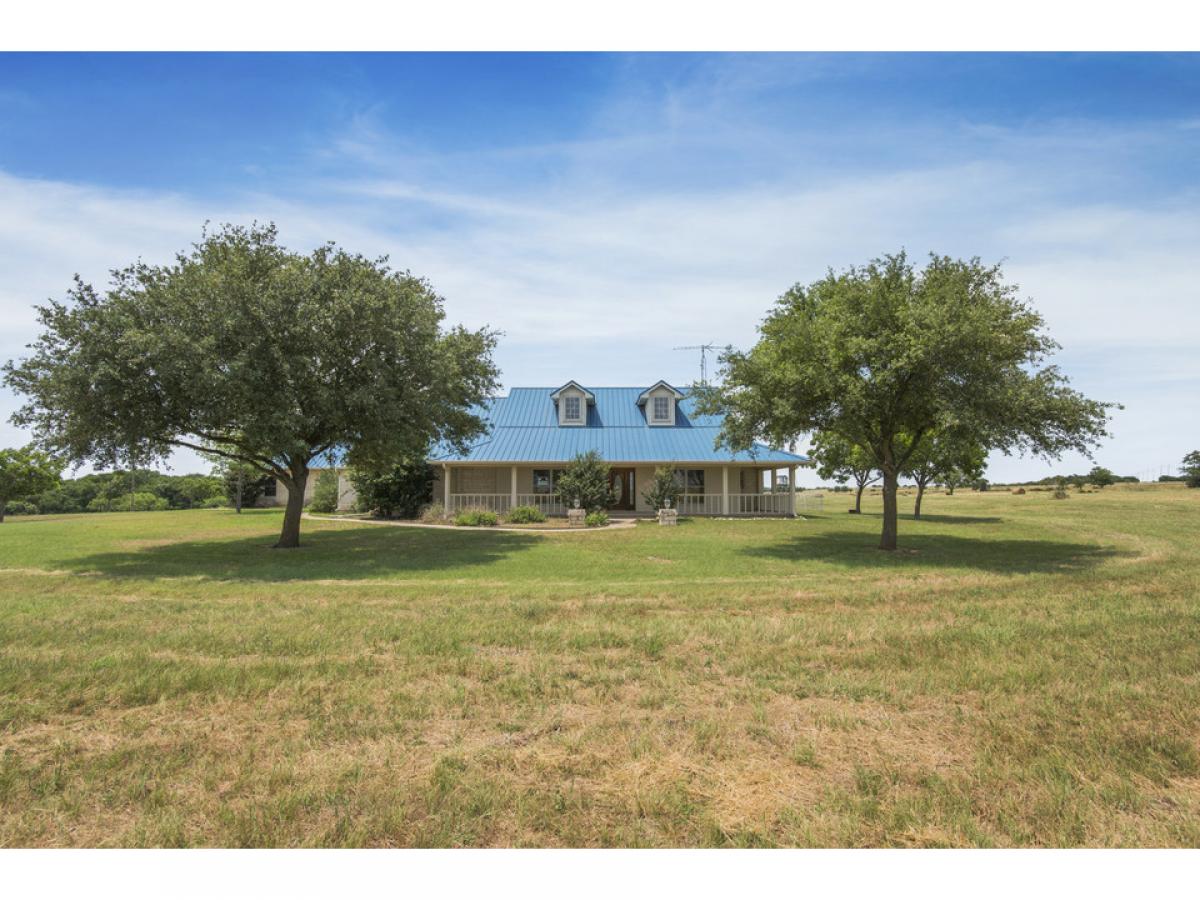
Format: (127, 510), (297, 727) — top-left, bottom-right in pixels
(447, 493), (564, 516)
(448, 493), (512, 514)
(678, 494), (723, 515)
(516, 493), (565, 516)
(447, 491), (821, 516)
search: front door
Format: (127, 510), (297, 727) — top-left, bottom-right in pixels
(608, 468), (636, 511)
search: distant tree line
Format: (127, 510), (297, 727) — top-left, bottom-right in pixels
(1026, 467), (1138, 488)
(3, 468), (228, 516)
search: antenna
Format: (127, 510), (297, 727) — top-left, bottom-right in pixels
(672, 343), (733, 385)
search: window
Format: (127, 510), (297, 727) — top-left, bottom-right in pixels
(262, 477), (277, 498)
(533, 469), (563, 494)
(652, 395), (670, 422)
(673, 469), (705, 492)
(564, 395), (581, 422)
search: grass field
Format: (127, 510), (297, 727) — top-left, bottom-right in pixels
(1, 484), (1198, 847)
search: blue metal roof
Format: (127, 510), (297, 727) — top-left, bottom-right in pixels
(430, 386), (809, 465)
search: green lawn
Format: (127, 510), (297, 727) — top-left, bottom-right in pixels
(1, 484), (1198, 847)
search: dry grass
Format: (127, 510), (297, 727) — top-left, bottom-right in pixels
(1, 484), (1199, 846)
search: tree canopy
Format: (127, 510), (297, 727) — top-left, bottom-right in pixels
(901, 430), (987, 518)
(698, 251), (1115, 549)
(1182, 451), (1200, 489)
(809, 431), (879, 513)
(0, 445), (61, 522)
(3, 223), (499, 546)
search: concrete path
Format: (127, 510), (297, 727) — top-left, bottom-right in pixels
(303, 513), (639, 534)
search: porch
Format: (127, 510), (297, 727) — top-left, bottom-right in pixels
(437, 463), (819, 517)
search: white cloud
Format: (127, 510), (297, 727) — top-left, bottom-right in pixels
(1, 118), (1197, 483)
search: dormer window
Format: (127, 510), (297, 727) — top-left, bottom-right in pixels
(564, 395), (581, 422)
(550, 380), (594, 427)
(637, 380), (684, 426)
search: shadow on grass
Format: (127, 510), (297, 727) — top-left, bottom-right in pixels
(66, 524), (542, 582)
(905, 513), (1004, 525)
(740, 530), (1127, 574)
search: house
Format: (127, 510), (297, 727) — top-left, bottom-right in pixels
(431, 381), (809, 516)
(267, 381), (811, 516)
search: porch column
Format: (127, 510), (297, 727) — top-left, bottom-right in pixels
(510, 465), (518, 511)
(722, 465), (729, 515)
(788, 465), (797, 517)
(443, 463), (451, 509)
(771, 469), (778, 492)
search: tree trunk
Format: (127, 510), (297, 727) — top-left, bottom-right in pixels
(854, 481), (865, 513)
(0, 500), (6, 523)
(275, 468), (308, 548)
(914, 481), (925, 519)
(236, 470), (243, 514)
(879, 466), (898, 551)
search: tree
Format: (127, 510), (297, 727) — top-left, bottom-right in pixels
(218, 461), (266, 512)
(555, 451), (616, 513)
(3, 223), (498, 547)
(902, 431), (986, 519)
(642, 465), (682, 511)
(1087, 466), (1116, 488)
(308, 468), (341, 514)
(696, 252), (1115, 550)
(1182, 451), (1200, 489)
(809, 431), (879, 513)
(351, 460), (434, 518)
(158, 473), (223, 509)
(0, 445), (61, 522)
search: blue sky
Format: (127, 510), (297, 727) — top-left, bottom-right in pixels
(1, 53), (1197, 483)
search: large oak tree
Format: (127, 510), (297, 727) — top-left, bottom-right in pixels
(4, 223), (499, 547)
(698, 252), (1115, 550)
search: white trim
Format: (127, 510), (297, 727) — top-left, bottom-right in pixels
(636, 380), (684, 403)
(555, 386), (588, 426)
(549, 380), (595, 402)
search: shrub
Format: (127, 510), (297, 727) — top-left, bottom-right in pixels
(585, 510), (609, 527)
(420, 502), (447, 523)
(309, 468), (341, 513)
(507, 505), (547, 524)
(4, 500), (39, 516)
(642, 465), (681, 511)
(351, 461), (434, 518)
(455, 507), (498, 527)
(556, 451), (616, 513)
(200, 496), (225, 508)
(87, 492), (169, 512)
(1053, 480), (1069, 500)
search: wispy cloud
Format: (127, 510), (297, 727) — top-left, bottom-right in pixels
(1, 56), (1197, 482)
